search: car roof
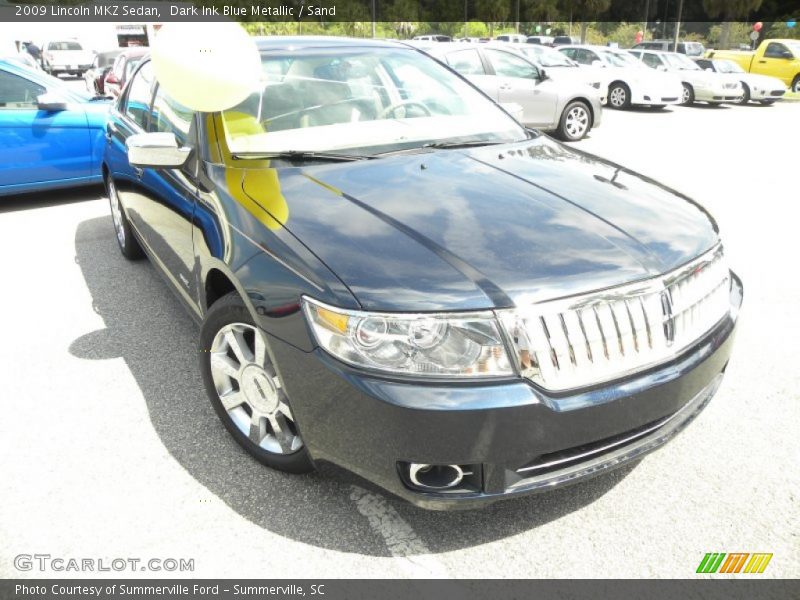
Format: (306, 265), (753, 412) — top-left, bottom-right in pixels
(254, 36), (405, 51)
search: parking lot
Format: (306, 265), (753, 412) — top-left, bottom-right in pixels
(1, 84), (798, 578)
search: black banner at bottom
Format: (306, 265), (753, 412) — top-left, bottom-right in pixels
(1, 579), (799, 600)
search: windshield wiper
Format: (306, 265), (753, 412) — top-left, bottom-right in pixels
(232, 150), (371, 162)
(422, 140), (507, 150)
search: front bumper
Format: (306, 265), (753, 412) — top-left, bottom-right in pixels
(694, 85), (743, 103)
(273, 274), (742, 509)
(630, 83), (683, 106)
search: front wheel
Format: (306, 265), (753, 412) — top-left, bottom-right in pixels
(555, 100), (592, 141)
(681, 82), (695, 105)
(737, 83), (751, 105)
(608, 83), (631, 109)
(200, 292), (314, 474)
(792, 75), (800, 94)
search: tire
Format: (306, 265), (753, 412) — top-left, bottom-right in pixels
(607, 82), (631, 109)
(555, 100), (592, 141)
(106, 174), (144, 260)
(792, 75), (800, 94)
(200, 292), (314, 474)
(680, 82), (695, 105)
(738, 83), (751, 105)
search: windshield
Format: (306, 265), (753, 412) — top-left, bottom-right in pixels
(48, 41), (83, 51)
(662, 53), (701, 70)
(518, 45), (575, 67)
(221, 47), (527, 156)
(599, 50), (644, 68)
(785, 42), (800, 57)
(714, 59), (744, 74)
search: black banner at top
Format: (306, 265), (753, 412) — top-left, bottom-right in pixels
(2, 0), (800, 23)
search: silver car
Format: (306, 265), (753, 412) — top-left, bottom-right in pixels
(414, 42), (603, 141)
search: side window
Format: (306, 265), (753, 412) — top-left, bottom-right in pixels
(485, 49), (539, 79)
(150, 85), (195, 146)
(445, 49), (485, 75)
(642, 53), (662, 68)
(764, 43), (788, 58)
(0, 70), (46, 109)
(124, 61), (154, 129)
(560, 48), (577, 60)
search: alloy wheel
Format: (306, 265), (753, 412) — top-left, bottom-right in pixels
(609, 86), (626, 108)
(681, 84), (692, 104)
(108, 178), (125, 246)
(209, 323), (302, 455)
(565, 105), (589, 139)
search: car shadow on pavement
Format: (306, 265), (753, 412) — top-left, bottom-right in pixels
(70, 215), (636, 557)
(0, 185), (104, 214)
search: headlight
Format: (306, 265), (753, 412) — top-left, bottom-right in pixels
(302, 297), (513, 378)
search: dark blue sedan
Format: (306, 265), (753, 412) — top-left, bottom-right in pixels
(0, 58), (110, 197)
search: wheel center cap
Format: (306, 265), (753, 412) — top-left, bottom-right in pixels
(241, 365), (278, 414)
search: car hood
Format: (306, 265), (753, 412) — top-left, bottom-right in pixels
(741, 72), (786, 89)
(241, 136), (719, 311)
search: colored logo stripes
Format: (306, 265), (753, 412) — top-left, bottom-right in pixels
(697, 552), (773, 574)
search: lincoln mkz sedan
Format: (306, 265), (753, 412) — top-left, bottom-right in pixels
(102, 37), (742, 509)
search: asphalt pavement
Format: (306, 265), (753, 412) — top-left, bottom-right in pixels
(1, 81), (798, 578)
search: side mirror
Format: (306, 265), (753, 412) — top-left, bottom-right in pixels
(36, 92), (68, 112)
(781, 51), (793, 59)
(657, 65), (668, 71)
(591, 60), (604, 68)
(538, 67), (548, 80)
(126, 132), (191, 169)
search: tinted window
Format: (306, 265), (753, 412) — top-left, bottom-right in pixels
(560, 48), (577, 59)
(764, 42), (789, 58)
(0, 70), (46, 109)
(445, 49), (485, 75)
(150, 85), (195, 146)
(485, 49), (539, 79)
(124, 61), (153, 129)
(574, 49), (597, 65)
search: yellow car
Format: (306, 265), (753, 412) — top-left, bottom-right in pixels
(707, 39), (800, 93)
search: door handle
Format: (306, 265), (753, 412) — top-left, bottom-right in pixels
(758, 60), (767, 63)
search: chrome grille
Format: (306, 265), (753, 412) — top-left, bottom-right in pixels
(499, 246), (730, 391)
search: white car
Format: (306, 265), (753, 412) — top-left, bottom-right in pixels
(628, 50), (743, 105)
(694, 57), (786, 105)
(41, 39), (95, 78)
(558, 44), (684, 109)
(501, 43), (609, 102)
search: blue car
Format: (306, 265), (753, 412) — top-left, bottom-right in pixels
(0, 59), (110, 197)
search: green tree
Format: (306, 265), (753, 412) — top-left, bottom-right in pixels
(477, 0), (511, 37)
(565, 0), (612, 43)
(703, 0), (764, 48)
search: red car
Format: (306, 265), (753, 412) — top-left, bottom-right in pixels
(104, 47), (148, 98)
